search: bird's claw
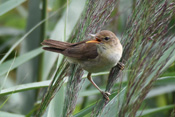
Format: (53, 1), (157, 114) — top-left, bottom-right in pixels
(105, 91), (111, 96)
(117, 62), (125, 70)
(101, 91), (111, 101)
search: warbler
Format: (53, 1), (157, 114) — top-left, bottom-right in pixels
(42, 30), (123, 100)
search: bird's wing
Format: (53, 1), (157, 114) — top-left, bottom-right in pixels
(42, 39), (98, 60)
(63, 40), (98, 60)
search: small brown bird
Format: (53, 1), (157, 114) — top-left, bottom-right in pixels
(42, 30), (123, 100)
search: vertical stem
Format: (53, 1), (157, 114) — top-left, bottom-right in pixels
(37, 0), (48, 102)
(64, 0), (69, 41)
(41, 0), (47, 41)
(17, 0), (42, 114)
(38, 0), (48, 82)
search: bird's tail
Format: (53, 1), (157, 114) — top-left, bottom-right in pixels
(41, 39), (71, 53)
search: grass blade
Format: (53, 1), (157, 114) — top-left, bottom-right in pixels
(0, 48), (43, 76)
(0, 0), (26, 16)
(0, 80), (50, 96)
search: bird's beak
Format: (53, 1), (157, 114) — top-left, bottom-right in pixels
(86, 38), (101, 43)
(86, 33), (101, 43)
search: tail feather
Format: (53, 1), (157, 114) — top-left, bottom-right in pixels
(41, 39), (72, 50)
(42, 39), (72, 54)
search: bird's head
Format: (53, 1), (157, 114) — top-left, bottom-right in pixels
(86, 30), (120, 47)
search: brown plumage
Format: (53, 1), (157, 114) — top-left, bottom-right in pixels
(42, 30), (123, 100)
(42, 39), (98, 60)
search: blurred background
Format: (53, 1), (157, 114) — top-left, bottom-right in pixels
(0, 0), (175, 117)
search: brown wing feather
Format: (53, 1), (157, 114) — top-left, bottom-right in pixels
(64, 42), (98, 60)
(43, 47), (63, 53)
(42, 39), (98, 60)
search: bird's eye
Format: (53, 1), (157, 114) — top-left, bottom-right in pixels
(104, 37), (110, 41)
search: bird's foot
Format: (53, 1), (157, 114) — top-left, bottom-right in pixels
(101, 91), (111, 101)
(117, 62), (125, 70)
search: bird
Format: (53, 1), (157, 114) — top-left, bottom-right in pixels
(42, 30), (123, 100)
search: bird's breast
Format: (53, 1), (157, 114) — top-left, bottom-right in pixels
(79, 47), (122, 73)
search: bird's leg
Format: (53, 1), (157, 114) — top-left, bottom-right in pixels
(87, 73), (110, 101)
(117, 62), (125, 70)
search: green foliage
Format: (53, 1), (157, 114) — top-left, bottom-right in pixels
(0, 0), (175, 117)
(0, 0), (26, 16)
(0, 48), (43, 76)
